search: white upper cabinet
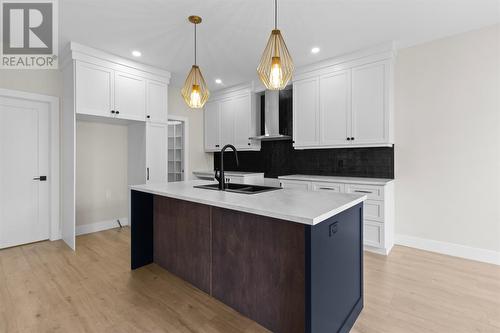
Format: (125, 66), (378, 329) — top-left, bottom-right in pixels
(232, 94), (255, 149)
(70, 43), (169, 124)
(75, 62), (114, 117)
(351, 61), (388, 145)
(292, 45), (394, 149)
(203, 83), (260, 152)
(319, 70), (351, 146)
(146, 80), (168, 123)
(219, 98), (235, 147)
(293, 77), (319, 147)
(114, 71), (146, 121)
(204, 101), (221, 151)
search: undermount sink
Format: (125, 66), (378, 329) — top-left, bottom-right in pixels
(194, 183), (282, 194)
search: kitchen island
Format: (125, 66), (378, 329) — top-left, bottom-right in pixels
(130, 180), (366, 333)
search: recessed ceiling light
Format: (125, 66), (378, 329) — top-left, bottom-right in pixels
(215, 78), (222, 84)
(131, 50), (142, 57)
(311, 47), (320, 54)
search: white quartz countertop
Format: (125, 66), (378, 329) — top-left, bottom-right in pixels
(278, 174), (394, 186)
(130, 180), (366, 226)
(193, 170), (265, 177)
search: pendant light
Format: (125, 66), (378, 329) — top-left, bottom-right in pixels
(257, 0), (294, 90)
(181, 15), (209, 109)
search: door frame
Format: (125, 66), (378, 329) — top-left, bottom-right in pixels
(0, 88), (60, 241)
(167, 115), (189, 180)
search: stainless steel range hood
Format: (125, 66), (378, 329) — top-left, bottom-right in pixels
(249, 90), (292, 141)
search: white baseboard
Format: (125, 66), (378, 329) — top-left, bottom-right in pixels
(395, 234), (500, 266)
(76, 217), (129, 236)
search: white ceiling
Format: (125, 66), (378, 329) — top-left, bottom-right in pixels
(60, 0), (500, 89)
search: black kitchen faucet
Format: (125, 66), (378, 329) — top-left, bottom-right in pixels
(215, 144), (239, 190)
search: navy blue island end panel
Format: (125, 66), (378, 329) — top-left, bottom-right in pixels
(305, 203), (364, 333)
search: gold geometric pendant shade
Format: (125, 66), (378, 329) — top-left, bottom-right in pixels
(257, 0), (294, 90)
(181, 15), (209, 109)
(257, 29), (294, 90)
(181, 65), (209, 109)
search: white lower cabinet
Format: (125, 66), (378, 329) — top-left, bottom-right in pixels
(280, 179), (311, 191)
(279, 177), (394, 255)
(363, 221), (384, 248)
(310, 181), (344, 193)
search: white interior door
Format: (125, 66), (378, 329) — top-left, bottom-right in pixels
(0, 97), (50, 249)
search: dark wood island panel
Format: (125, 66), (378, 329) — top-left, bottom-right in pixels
(211, 207), (306, 333)
(153, 196), (212, 294)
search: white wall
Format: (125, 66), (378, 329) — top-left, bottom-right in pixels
(0, 70), (61, 97)
(394, 25), (500, 256)
(168, 86), (213, 177)
(75, 121), (128, 226)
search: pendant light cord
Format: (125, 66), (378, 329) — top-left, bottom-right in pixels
(274, 0), (277, 29)
(194, 23), (197, 65)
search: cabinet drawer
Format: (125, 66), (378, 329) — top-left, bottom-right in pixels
(279, 180), (311, 191)
(363, 200), (384, 222)
(225, 176), (244, 184)
(311, 182), (344, 193)
(364, 221), (384, 248)
(346, 184), (384, 200)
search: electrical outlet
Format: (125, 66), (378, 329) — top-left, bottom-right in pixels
(329, 222), (339, 237)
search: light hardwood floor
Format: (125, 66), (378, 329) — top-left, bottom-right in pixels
(0, 228), (499, 333)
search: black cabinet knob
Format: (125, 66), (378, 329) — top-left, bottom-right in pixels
(116, 111), (120, 114)
(346, 137), (351, 141)
(111, 110), (115, 114)
(248, 143), (251, 146)
(351, 137), (355, 140)
(147, 115), (150, 119)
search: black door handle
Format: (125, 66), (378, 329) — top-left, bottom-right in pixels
(33, 176), (47, 181)
(147, 168), (150, 181)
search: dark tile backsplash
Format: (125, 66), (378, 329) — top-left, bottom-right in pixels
(214, 141), (394, 179)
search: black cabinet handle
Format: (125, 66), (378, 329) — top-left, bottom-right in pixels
(147, 167), (150, 181)
(33, 176), (47, 181)
(116, 111), (120, 115)
(346, 137), (351, 141)
(111, 110), (115, 114)
(215, 144), (220, 148)
(351, 137), (354, 140)
(248, 143), (251, 146)
(147, 115), (150, 119)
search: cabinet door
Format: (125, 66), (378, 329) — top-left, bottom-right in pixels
(146, 123), (168, 184)
(75, 62), (114, 117)
(219, 98), (235, 147)
(204, 101), (220, 151)
(320, 71), (351, 146)
(232, 94), (252, 149)
(146, 80), (168, 123)
(115, 71), (146, 121)
(351, 61), (388, 144)
(293, 77), (319, 147)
